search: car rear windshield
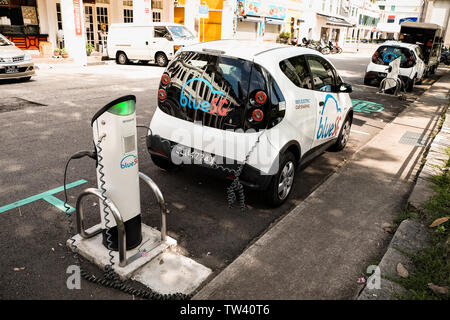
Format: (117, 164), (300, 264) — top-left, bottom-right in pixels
(158, 51), (285, 131)
(373, 46), (413, 66)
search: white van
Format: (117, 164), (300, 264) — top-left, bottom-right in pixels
(107, 23), (198, 67)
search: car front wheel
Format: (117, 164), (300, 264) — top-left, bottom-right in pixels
(329, 117), (351, 151)
(264, 152), (296, 207)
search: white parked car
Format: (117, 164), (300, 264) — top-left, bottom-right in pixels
(0, 33), (35, 81)
(107, 23), (198, 67)
(147, 40), (353, 206)
(364, 41), (426, 92)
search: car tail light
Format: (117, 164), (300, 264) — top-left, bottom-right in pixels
(372, 51), (379, 63)
(252, 109), (264, 122)
(161, 73), (170, 86)
(255, 91), (267, 105)
(158, 89), (167, 100)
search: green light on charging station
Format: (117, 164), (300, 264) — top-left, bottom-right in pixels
(108, 100), (135, 116)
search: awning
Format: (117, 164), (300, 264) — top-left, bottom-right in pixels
(266, 18), (285, 25)
(326, 17), (354, 27)
(317, 12), (354, 27)
(238, 16), (264, 23)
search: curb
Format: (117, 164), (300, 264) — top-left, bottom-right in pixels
(357, 219), (430, 300)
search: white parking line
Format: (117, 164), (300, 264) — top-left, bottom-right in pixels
(351, 129), (370, 135)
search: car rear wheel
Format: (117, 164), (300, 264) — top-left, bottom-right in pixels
(151, 154), (176, 171)
(116, 52), (128, 65)
(264, 152), (296, 207)
(155, 52), (168, 67)
(406, 77), (415, 92)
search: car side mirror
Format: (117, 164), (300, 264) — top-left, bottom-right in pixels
(339, 83), (352, 93)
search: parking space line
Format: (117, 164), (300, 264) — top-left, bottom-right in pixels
(351, 129), (370, 135)
(0, 179), (87, 214)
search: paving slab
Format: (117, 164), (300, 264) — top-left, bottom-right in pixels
(67, 223), (177, 280)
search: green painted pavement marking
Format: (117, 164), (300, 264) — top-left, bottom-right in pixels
(352, 99), (384, 114)
(0, 179), (87, 214)
(43, 195), (75, 213)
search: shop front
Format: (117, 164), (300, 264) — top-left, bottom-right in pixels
(286, 8), (304, 44)
(0, 0), (47, 50)
(235, 0), (286, 42)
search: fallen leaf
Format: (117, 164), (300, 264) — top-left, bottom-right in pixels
(13, 267), (25, 271)
(397, 263), (409, 278)
(428, 283), (448, 295)
(159, 259), (164, 265)
(429, 217), (449, 228)
(357, 277), (366, 284)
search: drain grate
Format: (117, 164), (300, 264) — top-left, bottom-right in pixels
(399, 131), (427, 146)
(0, 97), (47, 114)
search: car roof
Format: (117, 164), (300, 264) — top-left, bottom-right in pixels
(379, 41), (418, 49)
(180, 40), (318, 61)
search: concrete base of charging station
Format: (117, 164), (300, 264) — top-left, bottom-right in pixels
(67, 223), (212, 295)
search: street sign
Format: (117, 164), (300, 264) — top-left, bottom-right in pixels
(73, 0), (82, 36)
(199, 4), (209, 19)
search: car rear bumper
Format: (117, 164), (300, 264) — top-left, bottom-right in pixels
(0, 62), (35, 79)
(365, 71), (409, 84)
(146, 134), (273, 190)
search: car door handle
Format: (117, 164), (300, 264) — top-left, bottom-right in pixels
(319, 101), (324, 106)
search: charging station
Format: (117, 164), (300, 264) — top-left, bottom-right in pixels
(66, 95), (211, 296)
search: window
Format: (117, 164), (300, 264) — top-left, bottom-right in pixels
(152, 0), (163, 9)
(387, 15), (395, 23)
(56, 3), (62, 30)
(379, 5), (385, 10)
(154, 26), (170, 38)
(279, 55), (312, 90)
(84, 6), (94, 46)
(391, 5), (395, 12)
(152, 11), (161, 22)
(305, 56), (336, 92)
(124, 9), (133, 23)
(96, 6), (109, 32)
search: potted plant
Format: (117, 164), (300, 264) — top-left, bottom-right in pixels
(53, 48), (61, 57)
(86, 43), (94, 56)
(61, 48), (69, 58)
(278, 31), (291, 44)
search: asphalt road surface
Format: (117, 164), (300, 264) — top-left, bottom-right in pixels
(0, 54), (442, 299)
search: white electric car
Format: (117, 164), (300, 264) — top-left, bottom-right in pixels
(147, 40), (353, 206)
(364, 41), (426, 92)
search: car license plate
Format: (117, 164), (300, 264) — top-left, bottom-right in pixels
(5, 66), (18, 74)
(173, 145), (215, 166)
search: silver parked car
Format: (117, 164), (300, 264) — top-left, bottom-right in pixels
(0, 33), (35, 81)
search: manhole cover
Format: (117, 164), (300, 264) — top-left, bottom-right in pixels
(0, 97), (47, 113)
(399, 131), (427, 146)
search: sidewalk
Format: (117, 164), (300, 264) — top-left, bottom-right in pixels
(194, 72), (450, 300)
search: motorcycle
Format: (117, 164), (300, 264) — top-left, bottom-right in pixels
(329, 41), (343, 54)
(440, 48), (450, 65)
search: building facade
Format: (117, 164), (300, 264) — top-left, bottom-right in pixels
(421, 0), (450, 46)
(376, 0), (423, 39)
